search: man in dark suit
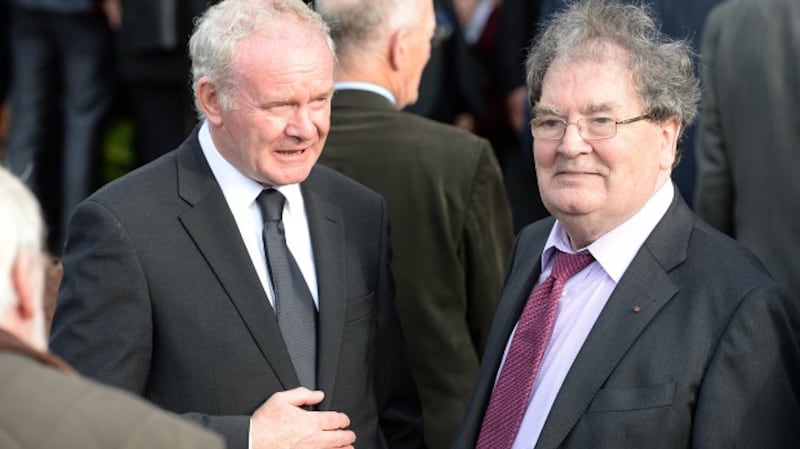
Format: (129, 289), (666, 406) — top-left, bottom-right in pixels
(694, 0), (800, 302)
(453, 1), (800, 448)
(48, 1), (425, 449)
(314, 1), (513, 447)
(0, 166), (225, 449)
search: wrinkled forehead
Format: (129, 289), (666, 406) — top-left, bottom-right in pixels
(537, 51), (640, 115)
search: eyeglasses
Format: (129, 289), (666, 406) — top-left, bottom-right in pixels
(530, 114), (651, 141)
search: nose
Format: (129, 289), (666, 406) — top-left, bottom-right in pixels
(559, 121), (590, 157)
(285, 106), (316, 140)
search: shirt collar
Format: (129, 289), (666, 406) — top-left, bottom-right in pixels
(198, 121), (303, 212)
(334, 81), (396, 105)
(542, 180), (675, 282)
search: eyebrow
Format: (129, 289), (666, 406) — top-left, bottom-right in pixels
(532, 105), (562, 117)
(533, 102), (619, 117)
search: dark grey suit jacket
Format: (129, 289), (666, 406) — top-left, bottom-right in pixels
(320, 89), (514, 449)
(49, 128), (425, 449)
(694, 0), (800, 301)
(453, 189), (800, 448)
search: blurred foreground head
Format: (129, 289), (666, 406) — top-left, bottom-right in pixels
(0, 166), (47, 351)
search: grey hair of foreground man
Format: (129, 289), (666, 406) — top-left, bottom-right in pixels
(0, 166), (46, 350)
(189, 0), (337, 116)
(525, 0), (700, 166)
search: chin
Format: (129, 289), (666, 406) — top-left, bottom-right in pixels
(544, 192), (602, 217)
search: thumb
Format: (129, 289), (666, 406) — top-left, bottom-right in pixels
(283, 387), (325, 407)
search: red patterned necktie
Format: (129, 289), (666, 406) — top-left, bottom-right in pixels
(476, 249), (595, 449)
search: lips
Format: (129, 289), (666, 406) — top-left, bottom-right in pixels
(276, 149), (306, 155)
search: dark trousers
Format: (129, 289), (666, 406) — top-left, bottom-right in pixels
(5, 5), (113, 252)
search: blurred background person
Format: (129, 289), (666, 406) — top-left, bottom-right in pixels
(694, 0), (800, 301)
(0, 0), (10, 155)
(494, 0), (548, 230)
(0, 165), (226, 449)
(104, 0), (220, 167)
(4, 0), (115, 253)
(315, 0), (514, 446)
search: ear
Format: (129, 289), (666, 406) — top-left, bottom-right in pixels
(658, 117), (681, 170)
(196, 77), (225, 126)
(388, 27), (410, 72)
(11, 251), (40, 321)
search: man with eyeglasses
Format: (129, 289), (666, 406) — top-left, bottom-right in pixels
(452, 1), (800, 448)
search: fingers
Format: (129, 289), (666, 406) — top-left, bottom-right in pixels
(317, 428), (356, 449)
(251, 389), (354, 449)
(278, 387), (325, 407)
(315, 410), (350, 431)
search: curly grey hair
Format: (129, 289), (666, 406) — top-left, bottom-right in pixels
(526, 0), (700, 165)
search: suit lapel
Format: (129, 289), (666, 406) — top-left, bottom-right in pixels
(456, 220), (553, 445)
(535, 191), (692, 449)
(301, 170), (347, 406)
(175, 135), (299, 389)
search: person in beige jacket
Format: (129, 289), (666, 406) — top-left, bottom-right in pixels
(0, 165), (225, 449)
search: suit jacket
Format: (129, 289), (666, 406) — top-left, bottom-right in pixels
(694, 0), (800, 302)
(320, 89), (513, 449)
(49, 127), (425, 449)
(0, 330), (224, 449)
(453, 189), (800, 448)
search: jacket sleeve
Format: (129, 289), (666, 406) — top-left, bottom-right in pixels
(693, 8), (734, 235)
(49, 199), (250, 449)
(374, 198), (428, 449)
(692, 283), (800, 447)
(462, 141), (515, 356)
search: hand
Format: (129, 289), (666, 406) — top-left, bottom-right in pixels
(100, 0), (122, 29)
(251, 388), (356, 449)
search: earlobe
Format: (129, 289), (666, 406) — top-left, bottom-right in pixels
(659, 118), (681, 169)
(196, 78), (224, 126)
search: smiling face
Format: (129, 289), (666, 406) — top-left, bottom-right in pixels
(200, 18), (335, 187)
(533, 50), (679, 247)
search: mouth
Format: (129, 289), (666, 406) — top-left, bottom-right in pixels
(276, 149), (306, 156)
(557, 170), (594, 176)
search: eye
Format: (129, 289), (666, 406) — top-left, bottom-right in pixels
(587, 116), (615, 126)
(265, 102), (293, 114)
(533, 117), (564, 129)
(311, 95), (330, 106)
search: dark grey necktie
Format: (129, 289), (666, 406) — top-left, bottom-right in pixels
(256, 189), (317, 389)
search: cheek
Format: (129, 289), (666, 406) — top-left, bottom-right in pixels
(312, 110), (331, 135)
(533, 142), (556, 170)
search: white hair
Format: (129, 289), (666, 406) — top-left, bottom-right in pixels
(189, 0), (336, 117)
(0, 166), (44, 318)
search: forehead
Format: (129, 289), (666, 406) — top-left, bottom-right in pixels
(232, 25), (334, 94)
(538, 49), (642, 114)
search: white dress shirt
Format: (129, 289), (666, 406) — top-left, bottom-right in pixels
(198, 121), (319, 309)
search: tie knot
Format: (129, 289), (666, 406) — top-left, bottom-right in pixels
(256, 189), (286, 223)
(551, 249), (594, 281)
